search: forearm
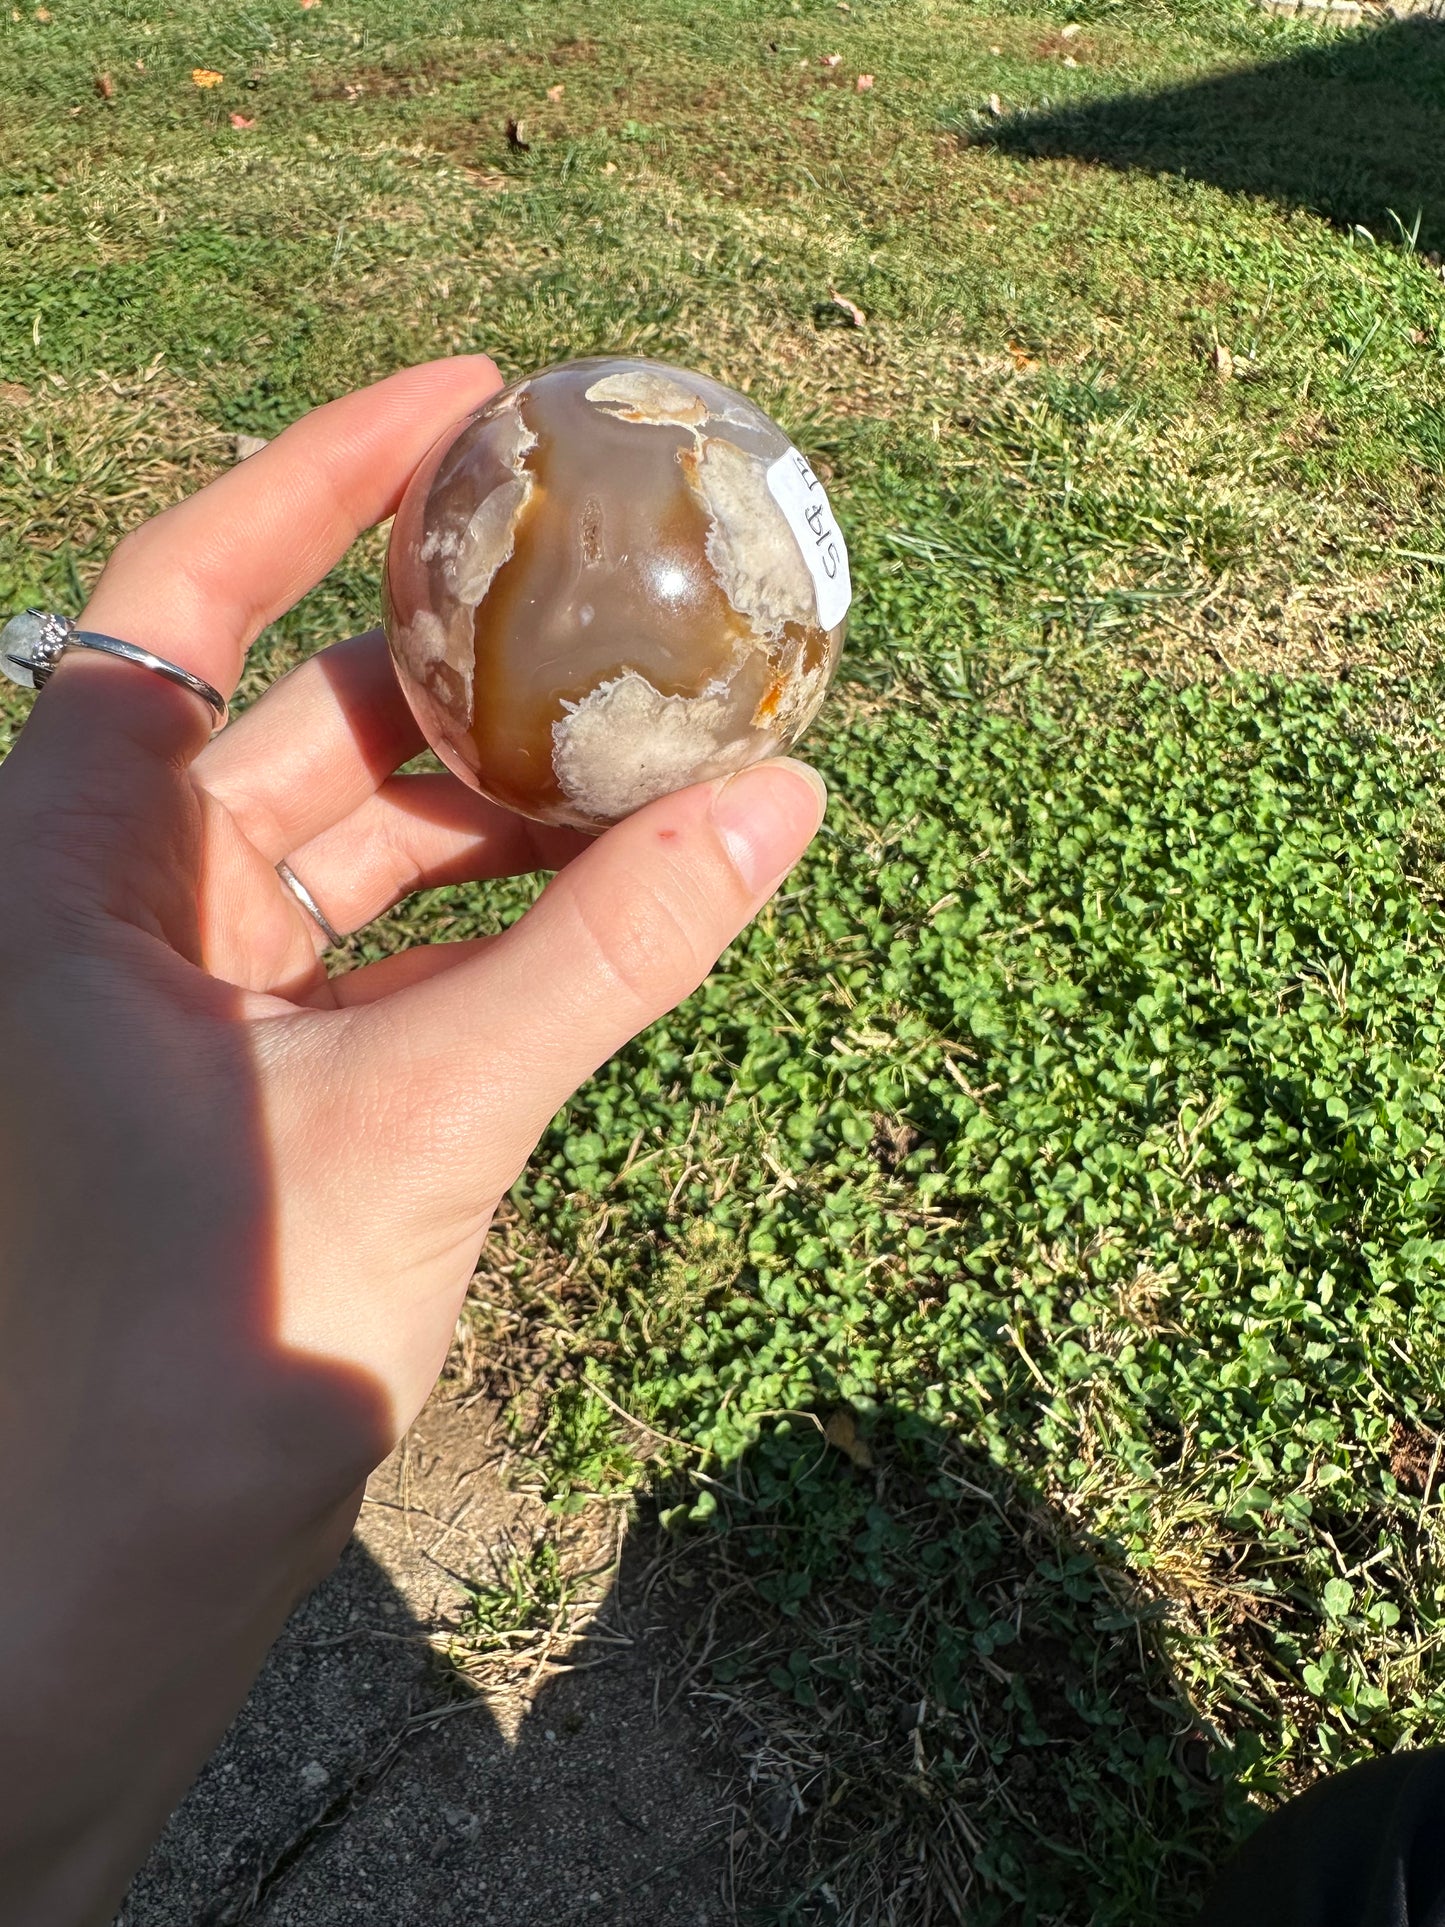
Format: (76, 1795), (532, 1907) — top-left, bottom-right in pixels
(0, 1493), (357, 1927)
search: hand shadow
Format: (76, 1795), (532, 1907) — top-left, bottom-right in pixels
(117, 1390), (1258, 1927)
(115, 1400), (734, 1927)
(974, 16), (1445, 257)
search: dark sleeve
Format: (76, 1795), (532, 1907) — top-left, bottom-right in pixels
(1198, 1750), (1445, 1927)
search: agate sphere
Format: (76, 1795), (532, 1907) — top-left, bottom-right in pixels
(382, 355), (850, 829)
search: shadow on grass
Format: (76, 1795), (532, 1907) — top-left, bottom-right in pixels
(123, 1398), (1256, 1927)
(119, 1516), (733, 1927)
(642, 1405), (1254, 1927)
(976, 17), (1445, 255)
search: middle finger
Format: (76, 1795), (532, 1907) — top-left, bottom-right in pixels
(195, 628), (425, 860)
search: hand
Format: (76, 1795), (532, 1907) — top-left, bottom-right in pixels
(0, 358), (826, 1926)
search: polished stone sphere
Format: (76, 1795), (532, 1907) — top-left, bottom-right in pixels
(382, 356), (850, 829)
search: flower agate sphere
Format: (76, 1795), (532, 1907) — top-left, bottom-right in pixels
(383, 356), (850, 829)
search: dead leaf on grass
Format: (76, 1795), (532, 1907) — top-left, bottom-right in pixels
(1213, 342), (1235, 380)
(546, 82), (565, 102)
(191, 68), (224, 88)
(1390, 1419), (1442, 1497)
(826, 288), (867, 327)
(871, 1114), (922, 1171)
(855, 72), (874, 92)
(0, 382), (32, 407)
(34, 6), (50, 19)
(824, 1409), (874, 1469)
(95, 72), (114, 99)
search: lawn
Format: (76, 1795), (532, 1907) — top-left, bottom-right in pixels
(6, 0), (1445, 1919)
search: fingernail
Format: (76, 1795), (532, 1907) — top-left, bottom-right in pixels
(711, 757), (828, 895)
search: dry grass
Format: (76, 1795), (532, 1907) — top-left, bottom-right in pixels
(0, 359), (228, 570)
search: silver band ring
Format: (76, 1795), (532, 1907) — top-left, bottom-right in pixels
(276, 859), (345, 950)
(0, 609), (228, 730)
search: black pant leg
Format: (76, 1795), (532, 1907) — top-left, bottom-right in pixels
(1197, 1751), (1445, 1927)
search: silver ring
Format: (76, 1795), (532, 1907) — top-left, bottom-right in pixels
(0, 609), (228, 730)
(276, 859), (345, 950)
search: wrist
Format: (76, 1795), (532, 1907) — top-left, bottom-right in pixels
(0, 1483), (359, 1927)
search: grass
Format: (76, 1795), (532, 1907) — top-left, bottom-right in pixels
(7, 0), (1445, 1919)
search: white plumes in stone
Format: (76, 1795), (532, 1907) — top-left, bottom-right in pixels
(450, 477), (530, 605)
(686, 437), (818, 634)
(584, 369), (711, 427)
(552, 670), (762, 823)
(401, 607), (474, 724)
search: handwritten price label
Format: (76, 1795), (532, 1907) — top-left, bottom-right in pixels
(766, 448), (852, 631)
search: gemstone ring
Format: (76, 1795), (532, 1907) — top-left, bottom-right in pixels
(0, 609), (229, 731)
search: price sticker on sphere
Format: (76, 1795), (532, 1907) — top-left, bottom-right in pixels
(767, 448), (852, 632)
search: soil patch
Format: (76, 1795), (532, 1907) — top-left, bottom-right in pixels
(116, 1396), (731, 1926)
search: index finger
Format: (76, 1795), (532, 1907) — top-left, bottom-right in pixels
(0, 359), (499, 924)
(80, 355), (502, 697)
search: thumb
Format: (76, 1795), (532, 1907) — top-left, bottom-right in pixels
(349, 757), (827, 1180)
